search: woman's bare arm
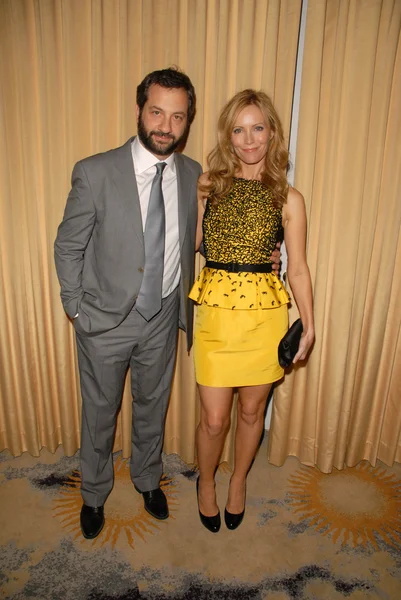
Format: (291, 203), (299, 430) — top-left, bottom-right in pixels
(283, 187), (315, 363)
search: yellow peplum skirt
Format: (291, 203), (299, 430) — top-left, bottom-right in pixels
(189, 267), (290, 387)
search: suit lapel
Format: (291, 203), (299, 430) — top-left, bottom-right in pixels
(111, 137), (144, 250)
(110, 141), (193, 252)
(175, 153), (190, 249)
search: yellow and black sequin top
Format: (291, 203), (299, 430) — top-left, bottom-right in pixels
(189, 178), (290, 310)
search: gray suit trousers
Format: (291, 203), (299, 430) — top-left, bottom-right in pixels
(75, 288), (180, 507)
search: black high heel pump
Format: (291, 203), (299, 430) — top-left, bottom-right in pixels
(196, 477), (221, 533)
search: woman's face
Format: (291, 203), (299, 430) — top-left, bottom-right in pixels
(230, 104), (272, 167)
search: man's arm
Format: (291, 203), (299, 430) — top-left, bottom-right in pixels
(54, 161), (96, 319)
(195, 173), (209, 251)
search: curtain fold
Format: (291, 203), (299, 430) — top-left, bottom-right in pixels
(269, 0), (401, 472)
(0, 0), (301, 458)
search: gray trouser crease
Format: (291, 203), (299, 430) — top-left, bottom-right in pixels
(75, 288), (180, 507)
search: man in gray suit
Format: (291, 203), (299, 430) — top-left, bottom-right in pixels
(55, 68), (202, 539)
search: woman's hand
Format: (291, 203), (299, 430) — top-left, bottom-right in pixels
(293, 329), (315, 364)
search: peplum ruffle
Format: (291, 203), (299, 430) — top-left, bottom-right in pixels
(189, 267), (290, 310)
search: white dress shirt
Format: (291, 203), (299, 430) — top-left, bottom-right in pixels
(131, 137), (181, 298)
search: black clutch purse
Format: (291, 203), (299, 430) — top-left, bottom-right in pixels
(278, 319), (303, 368)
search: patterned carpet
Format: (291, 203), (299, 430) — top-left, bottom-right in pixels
(1, 438), (401, 599)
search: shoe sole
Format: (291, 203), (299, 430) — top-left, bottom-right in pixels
(144, 506), (169, 520)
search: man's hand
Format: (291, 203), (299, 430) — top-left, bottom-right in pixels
(270, 241), (282, 275)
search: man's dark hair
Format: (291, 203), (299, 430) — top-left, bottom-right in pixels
(136, 67), (196, 124)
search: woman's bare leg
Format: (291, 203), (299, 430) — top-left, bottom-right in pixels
(196, 385), (233, 516)
(226, 384), (272, 513)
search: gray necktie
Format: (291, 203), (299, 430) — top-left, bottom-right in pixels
(135, 162), (167, 321)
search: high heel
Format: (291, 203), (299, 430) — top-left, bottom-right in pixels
(196, 477), (221, 533)
(224, 507), (245, 530)
(225, 481), (246, 530)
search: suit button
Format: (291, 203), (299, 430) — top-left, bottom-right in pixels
(138, 267), (144, 273)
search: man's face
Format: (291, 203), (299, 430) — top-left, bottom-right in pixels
(137, 84), (190, 158)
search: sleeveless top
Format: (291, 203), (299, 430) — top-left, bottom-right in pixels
(188, 178), (290, 310)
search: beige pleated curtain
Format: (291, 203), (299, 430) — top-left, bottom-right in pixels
(0, 0), (302, 459)
(269, 0), (401, 471)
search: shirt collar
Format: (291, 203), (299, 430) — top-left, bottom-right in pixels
(132, 136), (176, 175)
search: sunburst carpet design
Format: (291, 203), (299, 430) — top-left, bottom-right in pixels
(53, 457), (178, 550)
(288, 463), (401, 550)
(0, 438), (400, 599)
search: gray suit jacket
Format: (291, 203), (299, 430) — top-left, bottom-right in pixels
(54, 137), (202, 349)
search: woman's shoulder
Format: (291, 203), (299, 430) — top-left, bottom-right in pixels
(198, 171), (211, 186)
(283, 186), (306, 221)
(287, 186), (305, 204)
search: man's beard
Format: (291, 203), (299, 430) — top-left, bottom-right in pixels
(137, 113), (188, 156)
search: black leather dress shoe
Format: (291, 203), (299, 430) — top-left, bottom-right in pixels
(142, 488), (169, 520)
(80, 504), (105, 539)
(224, 507), (245, 530)
(196, 477), (221, 533)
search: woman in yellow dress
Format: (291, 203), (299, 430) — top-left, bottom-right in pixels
(189, 90), (315, 533)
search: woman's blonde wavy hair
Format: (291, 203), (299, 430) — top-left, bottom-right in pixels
(201, 89), (289, 206)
